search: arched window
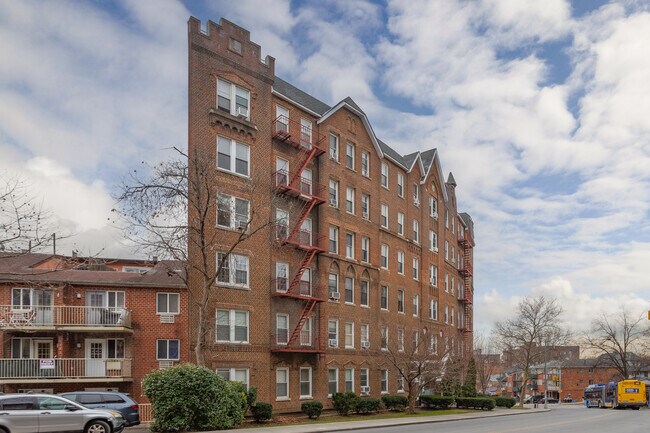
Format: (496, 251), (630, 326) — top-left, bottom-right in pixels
(360, 270), (370, 307)
(328, 262), (340, 298)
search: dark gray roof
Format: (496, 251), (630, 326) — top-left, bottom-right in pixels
(403, 152), (419, 169)
(420, 149), (437, 173)
(378, 139), (406, 168)
(341, 96), (364, 114)
(273, 77), (331, 115)
(447, 172), (457, 186)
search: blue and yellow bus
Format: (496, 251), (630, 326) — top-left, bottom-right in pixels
(584, 380), (647, 409)
(584, 383), (615, 408)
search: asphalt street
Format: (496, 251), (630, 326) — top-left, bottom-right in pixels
(355, 405), (649, 433)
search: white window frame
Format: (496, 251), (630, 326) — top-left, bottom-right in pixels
(413, 220), (419, 243)
(216, 309), (249, 344)
(412, 295), (419, 317)
(328, 319), (339, 343)
(328, 368), (339, 397)
(430, 300), (438, 320)
(345, 321), (355, 349)
(329, 133), (339, 161)
(397, 328), (404, 352)
(397, 173), (404, 197)
(361, 236), (370, 263)
(345, 276), (354, 304)
(429, 230), (438, 252)
(361, 150), (370, 177)
(329, 179), (339, 208)
(397, 212), (404, 235)
(300, 367), (313, 399)
(360, 323), (369, 345)
(381, 369), (389, 393)
(381, 204), (389, 228)
(361, 193), (370, 219)
(381, 244), (389, 269)
(276, 367), (290, 400)
(397, 289), (404, 313)
(217, 78), (250, 119)
(346, 187), (355, 214)
(276, 313), (289, 345)
(380, 285), (389, 310)
(329, 225), (339, 254)
(156, 292), (180, 315)
(346, 142), (355, 170)
(397, 251), (405, 275)
(345, 232), (355, 259)
(216, 253), (250, 288)
(430, 265), (438, 287)
(381, 163), (389, 188)
(217, 136), (250, 177)
(345, 368), (355, 393)
(429, 196), (438, 217)
(156, 339), (180, 361)
(217, 194), (250, 230)
(216, 368), (250, 389)
(412, 257), (419, 281)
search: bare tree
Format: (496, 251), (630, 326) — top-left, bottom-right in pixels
(493, 297), (569, 407)
(0, 175), (58, 253)
(584, 308), (649, 379)
(115, 147), (282, 366)
(381, 328), (450, 413)
(474, 331), (501, 394)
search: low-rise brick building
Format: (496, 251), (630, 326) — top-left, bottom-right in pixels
(0, 253), (187, 401)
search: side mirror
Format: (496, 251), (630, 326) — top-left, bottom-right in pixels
(65, 404), (80, 411)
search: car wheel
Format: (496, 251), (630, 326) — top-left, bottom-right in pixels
(85, 420), (110, 433)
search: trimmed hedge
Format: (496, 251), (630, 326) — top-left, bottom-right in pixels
(332, 392), (359, 416)
(301, 401), (323, 419)
(381, 395), (409, 411)
(494, 397), (517, 408)
(455, 397), (496, 411)
(143, 364), (245, 432)
(420, 395), (455, 409)
(251, 402), (273, 423)
(355, 398), (381, 414)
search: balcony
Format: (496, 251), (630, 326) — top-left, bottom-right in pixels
(272, 170), (325, 203)
(273, 224), (326, 252)
(0, 358), (133, 383)
(458, 289), (473, 304)
(0, 306), (132, 331)
(271, 334), (324, 354)
(459, 261), (473, 277)
(458, 231), (475, 249)
(271, 278), (325, 301)
(272, 115), (325, 155)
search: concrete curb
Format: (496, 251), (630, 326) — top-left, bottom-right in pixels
(210, 408), (553, 433)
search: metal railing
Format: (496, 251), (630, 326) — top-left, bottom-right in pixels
(0, 305), (132, 328)
(0, 358), (133, 380)
(272, 170), (326, 201)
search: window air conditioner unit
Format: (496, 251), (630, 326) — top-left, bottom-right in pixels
(329, 199), (338, 207)
(360, 386), (370, 394)
(361, 341), (370, 349)
(329, 339), (339, 348)
(329, 292), (340, 300)
(159, 361), (175, 370)
(433, 247), (439, 253)
(330, 150), (337, 160)
(236, 220), (248, 230)
(414, 199), (420, 207)
(362, 211), (369, 219)
(237, 107), (249, 118)
(160, 315), (175, 324)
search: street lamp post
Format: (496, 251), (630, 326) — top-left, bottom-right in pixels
(543, 344), (548, 409)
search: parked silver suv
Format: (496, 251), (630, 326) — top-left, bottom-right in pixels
(0, 394), (125, 433)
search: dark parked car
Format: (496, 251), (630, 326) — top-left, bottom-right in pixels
(542, 397), (559, 404)
(59, 391), (140, 427)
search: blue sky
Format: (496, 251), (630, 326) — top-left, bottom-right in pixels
(1, 0), (649, 331)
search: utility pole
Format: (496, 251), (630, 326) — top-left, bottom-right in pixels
(543, 343), (548, 409)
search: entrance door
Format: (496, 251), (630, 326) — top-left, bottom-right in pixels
(301, 218), (313, 246)
(33, 289), (54, 325)
(276, 157), (289, 186)
(301, 169), (313, 195)
(85, 339), (106, 377)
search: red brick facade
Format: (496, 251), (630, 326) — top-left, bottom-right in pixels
(0, 254), (187, 402)
(187, 18), (475, 411)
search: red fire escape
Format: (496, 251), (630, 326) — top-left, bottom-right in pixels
(458, 230), (475, 333)
(271, 115), (326, 354)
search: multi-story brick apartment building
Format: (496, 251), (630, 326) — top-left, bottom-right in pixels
(0, 253), (187, 400)
(187, 17), (475, 411)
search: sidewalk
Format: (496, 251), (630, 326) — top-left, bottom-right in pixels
(126, 407), (551, 433)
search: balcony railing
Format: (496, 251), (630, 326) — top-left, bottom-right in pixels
(272, 115), (325, 154)
(458, 289), (473, 304)
(273, 224), (325, 252)
(272, 278), (326, 301)
(0, 305), (132, 329)
(272, 170), (325, 202)
(459, 261), (473, 277)
(270, 334), (323, 354)
(0, 358), (133, 381)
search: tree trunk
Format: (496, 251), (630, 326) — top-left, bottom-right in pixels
(195, 302), (206, 366)
(407, 384), (417, 414)
(518, 374), (527, 408)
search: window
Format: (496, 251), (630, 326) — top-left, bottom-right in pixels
(360, 368), (369, 392)
(345, 232), (355, 258)
(329, 180), (339, 207)
(429, 230), (438, 252)
(346, 142), (355, 169)
(451, 247), (455, 265)
(275, 262), (289, 293)
(430, 265), (438, 286)
(361, 151), (370, 177)
(361, 194), (370, 219)
(451, 307), (455, 326)
(360, 280), (369, 306)
(217, 78), (250, 118)
(381, 369), (388, 393)
(301, 318), (312, 346)
(381, 244), (389, 269)
(445, 274), (449, 292)
(156, 339), (180, 360)
(445, 240), (449, 260)
(397, 212), (404, 235)
(445, 208), (449, 228)
(361, 237), (370, 263)
(452, 215), (455, 233)
(300, 367), (312, 398)
(345, 322), (354, 348)
(328, 369), (339, 397)
(381, 204), (389, 228)
(430, 335), (438, 354)
(397, 251), (404, 274)
(217, 194), (250, 230)
(276, 314), (289, 345)
(397, 376), (405, 392)
(217, 253), (249, 287)
(412, 295), (419, 317)
(217, 136), (249, 176)
(413, 220), (419, 243)
(397, 328), (404, 351)
(397, 289), (404, 313)
(328, 319), (339, 343)
(451, 276), (455, 295)
(328, 273), (339, 296)
(346, 187), (355, 214)
(217, 368), (249, 389)
(412, 257), (419, 281)
(216, 309), (249, 343)
(412, 330), (420, 353)
(345, 277), (354, 304)
(397, 173), (404, 197)
(300, 118), (312, 147)
(345, 368), (355, 393)
(329, 133), (339, 161)
(157, 293), (180, 315)
(381, 163), (388, 188)
(429, 196), (438, 217)
(380, 285), (389, 310)
(429, 300), (438, 320)
(381, 326), (388, 350)
(329, 226), (339, 254)
(276, 368), (289, 400)
(445, 305), (449, 323)
(360, 324), (369, 345)
(413, 184), (419, 205)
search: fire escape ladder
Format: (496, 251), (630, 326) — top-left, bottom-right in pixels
(288, 200), (317, 241)
(288, 250), (317, 294)
(286, 299), (318, 347)
(287, 147), (318, 188)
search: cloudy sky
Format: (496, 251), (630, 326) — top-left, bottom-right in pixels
(1, 0), (649, 332)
